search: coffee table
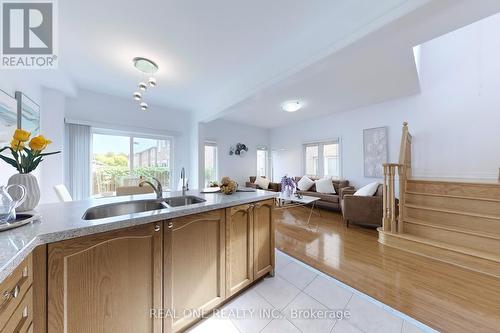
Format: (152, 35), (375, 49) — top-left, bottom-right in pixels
(275, 194), (321, 229)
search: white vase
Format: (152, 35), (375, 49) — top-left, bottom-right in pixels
(8, 174), (40, 212)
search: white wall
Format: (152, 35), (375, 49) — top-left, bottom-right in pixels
(271, 15), (500, 188)
(65, 89), (192, 190)
(200, 120), (270, 187)
(39, 88), (65, 203)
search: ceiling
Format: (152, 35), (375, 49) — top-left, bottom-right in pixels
(219, 0), (500, 128)
(54, 0), (424, 113)
(5, 0), (500, 128)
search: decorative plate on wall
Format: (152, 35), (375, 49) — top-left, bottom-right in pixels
(229, 143), (248, 157)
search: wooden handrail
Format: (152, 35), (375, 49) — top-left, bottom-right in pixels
(382, 122), (412, 233)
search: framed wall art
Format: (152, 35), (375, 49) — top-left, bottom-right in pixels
(0, 89), (18, 147)
(15, 91), (40, 136)
(363, 126), (388, 178)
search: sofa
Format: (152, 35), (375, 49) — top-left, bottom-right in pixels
(341, 184), (396, 228)
(294, 177), (353, 211)
(245, 176), (281, 192)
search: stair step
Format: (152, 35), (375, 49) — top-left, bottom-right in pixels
(404, 217), (500, 241)
(406, 179), (500, 201)
(405, 192), (500, 216)
(403, 219), (500, 257)
(404, 203), (500, 221)
(378, 229), (500, 278)
(404, 205), (500, 235)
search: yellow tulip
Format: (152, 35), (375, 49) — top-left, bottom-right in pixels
(13, 129), (31, 142)
(29, 135), (52, 151)
(10, 139), (25, 151)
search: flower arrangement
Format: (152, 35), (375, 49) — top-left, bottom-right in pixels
(220, 176), (238, 195)
(0, 129), (60, 173)
(281, 175), (296, 197)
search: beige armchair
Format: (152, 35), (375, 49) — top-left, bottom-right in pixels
(341, 184), (389, 228)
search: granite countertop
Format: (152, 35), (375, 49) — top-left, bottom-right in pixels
(0, 189), (278, 283)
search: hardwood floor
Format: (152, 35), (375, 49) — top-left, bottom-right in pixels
(274, 207), (500, 333)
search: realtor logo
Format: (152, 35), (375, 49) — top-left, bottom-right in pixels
(1, 0), (57, 68)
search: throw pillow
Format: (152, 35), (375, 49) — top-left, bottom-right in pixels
(255, 176), (270, 190)
(354, 182), (379, 196)
(315, 178), (336, 194)
(297, 176), (314, 191)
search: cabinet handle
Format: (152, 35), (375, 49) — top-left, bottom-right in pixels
(167, 222), (173, 229)
(13, 306), (29, 332)
(154, 224), (161, 232)
(1, 284), (20, 308)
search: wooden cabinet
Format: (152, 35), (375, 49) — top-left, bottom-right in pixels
(253, 199), (275, 279)
(47, 223), (163, 333)
(225, 199), (275, 295)
(164, 209), (226, 333)
(226, 204), (254, 296)
(0, 254), (33, 333)
(14, 199), (273, 333)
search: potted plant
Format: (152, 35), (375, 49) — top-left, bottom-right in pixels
(0, 129), (60, 211)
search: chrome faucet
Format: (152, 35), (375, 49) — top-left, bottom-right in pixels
(181, 167), (187, 196)
(139, 177), (163, 199)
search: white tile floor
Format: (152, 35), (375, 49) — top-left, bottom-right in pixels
(187, 250), (439, 333)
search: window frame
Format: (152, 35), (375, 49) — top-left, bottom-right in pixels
(302, 139), (341, 178)
(90, 128), (174, 195)
(204, 141), (218, 186)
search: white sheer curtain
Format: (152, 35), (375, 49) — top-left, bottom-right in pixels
(65, 123), (91, 200)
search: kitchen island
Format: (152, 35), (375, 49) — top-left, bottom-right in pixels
(0, 189), (278, 333)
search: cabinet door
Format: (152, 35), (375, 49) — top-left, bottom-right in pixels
(47, 223), (163, 333)
(164, 209), (226, 333)
(225, 204), (254, 297)
(253, 200), (275, 279)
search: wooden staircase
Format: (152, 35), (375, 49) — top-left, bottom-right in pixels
(378, 124), (500, 278)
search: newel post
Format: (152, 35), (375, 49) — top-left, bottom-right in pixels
(389, 164), (397, 233)
(382, 164), (389, 231)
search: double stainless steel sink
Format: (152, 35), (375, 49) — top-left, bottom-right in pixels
(82, 195), (206, 220)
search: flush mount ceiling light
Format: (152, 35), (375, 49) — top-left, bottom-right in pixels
(132, 57), (159, 111)
(133, 57), (159, 74)
(281, 100), (302, 112)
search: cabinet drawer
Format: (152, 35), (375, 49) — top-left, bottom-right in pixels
(2, 287), (33, 333)
(0, 254), (33, 330)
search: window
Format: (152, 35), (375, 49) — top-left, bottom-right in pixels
(204, 142), (218, 186)
(304, 145), (319, 177)
(303, 140), (341, 178)
(256, 146), (269, 178)
(323, 143), (340, 177)
(91, 130), (172, 196)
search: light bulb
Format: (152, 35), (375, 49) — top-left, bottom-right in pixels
(148, 77), (157, 87)
(133, 91), (142, 101)
(139, 82), (148, 91)
(140, 102), (148, 111)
